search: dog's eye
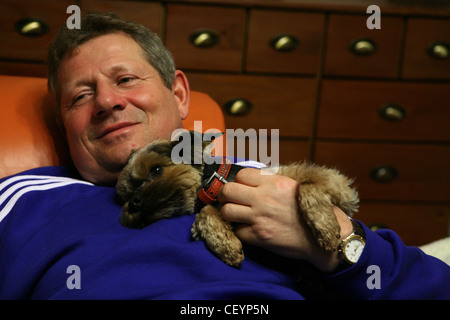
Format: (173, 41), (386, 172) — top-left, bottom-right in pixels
(149, 165), (164, 178)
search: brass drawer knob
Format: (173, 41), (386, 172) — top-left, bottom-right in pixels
(224, 99), (252, 116)
(370, 166), (398, 183)
(189, 30), (219, 48)
(379, 103), (406, 121)
(15, 18), (48, 36)
(269, 34), (299, 52)
(427, 41), (450, 59)
(350, 38), (377, 55)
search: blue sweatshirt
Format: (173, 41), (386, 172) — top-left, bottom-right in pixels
(0, 166), (449, 299)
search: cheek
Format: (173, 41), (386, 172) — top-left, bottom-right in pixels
(128, 92), (182, 137)
(62, 110), (91, 146)
(128, 89), (160, 114)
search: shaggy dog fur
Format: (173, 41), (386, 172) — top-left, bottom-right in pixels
(116, 132), (359, 268)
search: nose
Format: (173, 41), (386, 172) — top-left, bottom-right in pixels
(93, 83), (127, 118)
(128, 193), (143, 213)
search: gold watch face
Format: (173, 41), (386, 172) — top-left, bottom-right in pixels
(342, 235), (365, 264)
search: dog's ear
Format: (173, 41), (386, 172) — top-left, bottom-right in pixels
(124, 149), (138, 166)
(169, 130), (225, 164)
(168, 130), (201, 164)
(203, 131), (224, 143)
(186, 130), (220, 164)
(203, 131), (225, 159)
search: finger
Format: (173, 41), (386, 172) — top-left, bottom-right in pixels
(217, 181), (254, 205)
(220, 202), (254, 224)
(234, 168), (265, 187)
(233, 224), (259, 246)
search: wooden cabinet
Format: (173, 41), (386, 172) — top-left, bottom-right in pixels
(0, 0), (72, 61)
(0, 0), (74, 76)
(1, 0), (449, 246)
(402, 18), (450, 80)
(165, 4), (245, 72)
(324, 14), (403, 78)
(0, 0), (163, 77)
(315, 142), (450, 202)
(186, 73), (317, 138)
(317, 80), (450, 141)
(246, 10), (324, 75)
(356, 203), (449, 246)
(80, 0), (163, 36)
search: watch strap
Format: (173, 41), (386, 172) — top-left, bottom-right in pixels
(332, 219), (366, 273)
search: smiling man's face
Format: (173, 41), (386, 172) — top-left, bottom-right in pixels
(57, 32), (190, 185)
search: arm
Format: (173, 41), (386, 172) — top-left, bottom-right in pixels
(218, 168), (450, 299)
(327, 224), (450, 299)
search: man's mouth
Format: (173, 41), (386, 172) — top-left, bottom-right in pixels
(97, 122), (139, 139)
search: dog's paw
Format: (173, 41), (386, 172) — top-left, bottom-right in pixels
(218, 236), (245, 268)
(316, 231), (341, 252)
(300, 201), (342, 251)
(191, 213), (244, 268)
(191, 223), (202, 241)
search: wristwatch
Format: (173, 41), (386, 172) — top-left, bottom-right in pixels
(334, 219), (366, 272)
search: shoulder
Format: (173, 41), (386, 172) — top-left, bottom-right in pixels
(1, 166), (77, 182)
(0, 166), (94, 225)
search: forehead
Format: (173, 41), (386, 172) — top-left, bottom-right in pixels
(72, 32), (146, 60)
(58, 33), (151, 83)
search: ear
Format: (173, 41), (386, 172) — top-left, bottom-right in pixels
(172, 70), (190, 120)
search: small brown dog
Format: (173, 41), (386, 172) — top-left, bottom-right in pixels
(116, 131), (359, 268)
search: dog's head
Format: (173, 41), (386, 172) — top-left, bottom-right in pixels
(116, 131), (217, 228)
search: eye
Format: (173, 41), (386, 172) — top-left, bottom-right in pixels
(73, 94), (85, 102)
(118, 76), (136, 85)
(70, 91), (93, 108)
(149, 166), (164, 179)
(70, 94), (86, 107)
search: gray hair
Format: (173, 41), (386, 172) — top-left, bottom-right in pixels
(47, 12), (175, 103)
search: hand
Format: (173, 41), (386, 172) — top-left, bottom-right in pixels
(217, 168), (308, 259)
(217, 168), (353, 272)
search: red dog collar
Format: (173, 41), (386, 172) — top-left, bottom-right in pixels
(195, 158), (232, 210)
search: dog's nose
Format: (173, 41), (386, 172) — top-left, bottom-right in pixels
(128, 193), (143, 212)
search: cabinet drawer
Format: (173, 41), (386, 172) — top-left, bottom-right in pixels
(186, 73), (317, 138)
(0, 0), (72, 61)
(226, 138), (310, 166)
(80, 0), (163, 36)
(402, 18), (450, 80)
(314, 142), (450, 202)
(324, 14), (402, 78)
(278, 140), (311, 164)
(357, 202), (449, 246)
(246, 9), (324, 75)
(165, 4), (245, 72)
(317, 80), (450, 142)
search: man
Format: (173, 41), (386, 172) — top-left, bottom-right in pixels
(0, 13), (449, 300)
